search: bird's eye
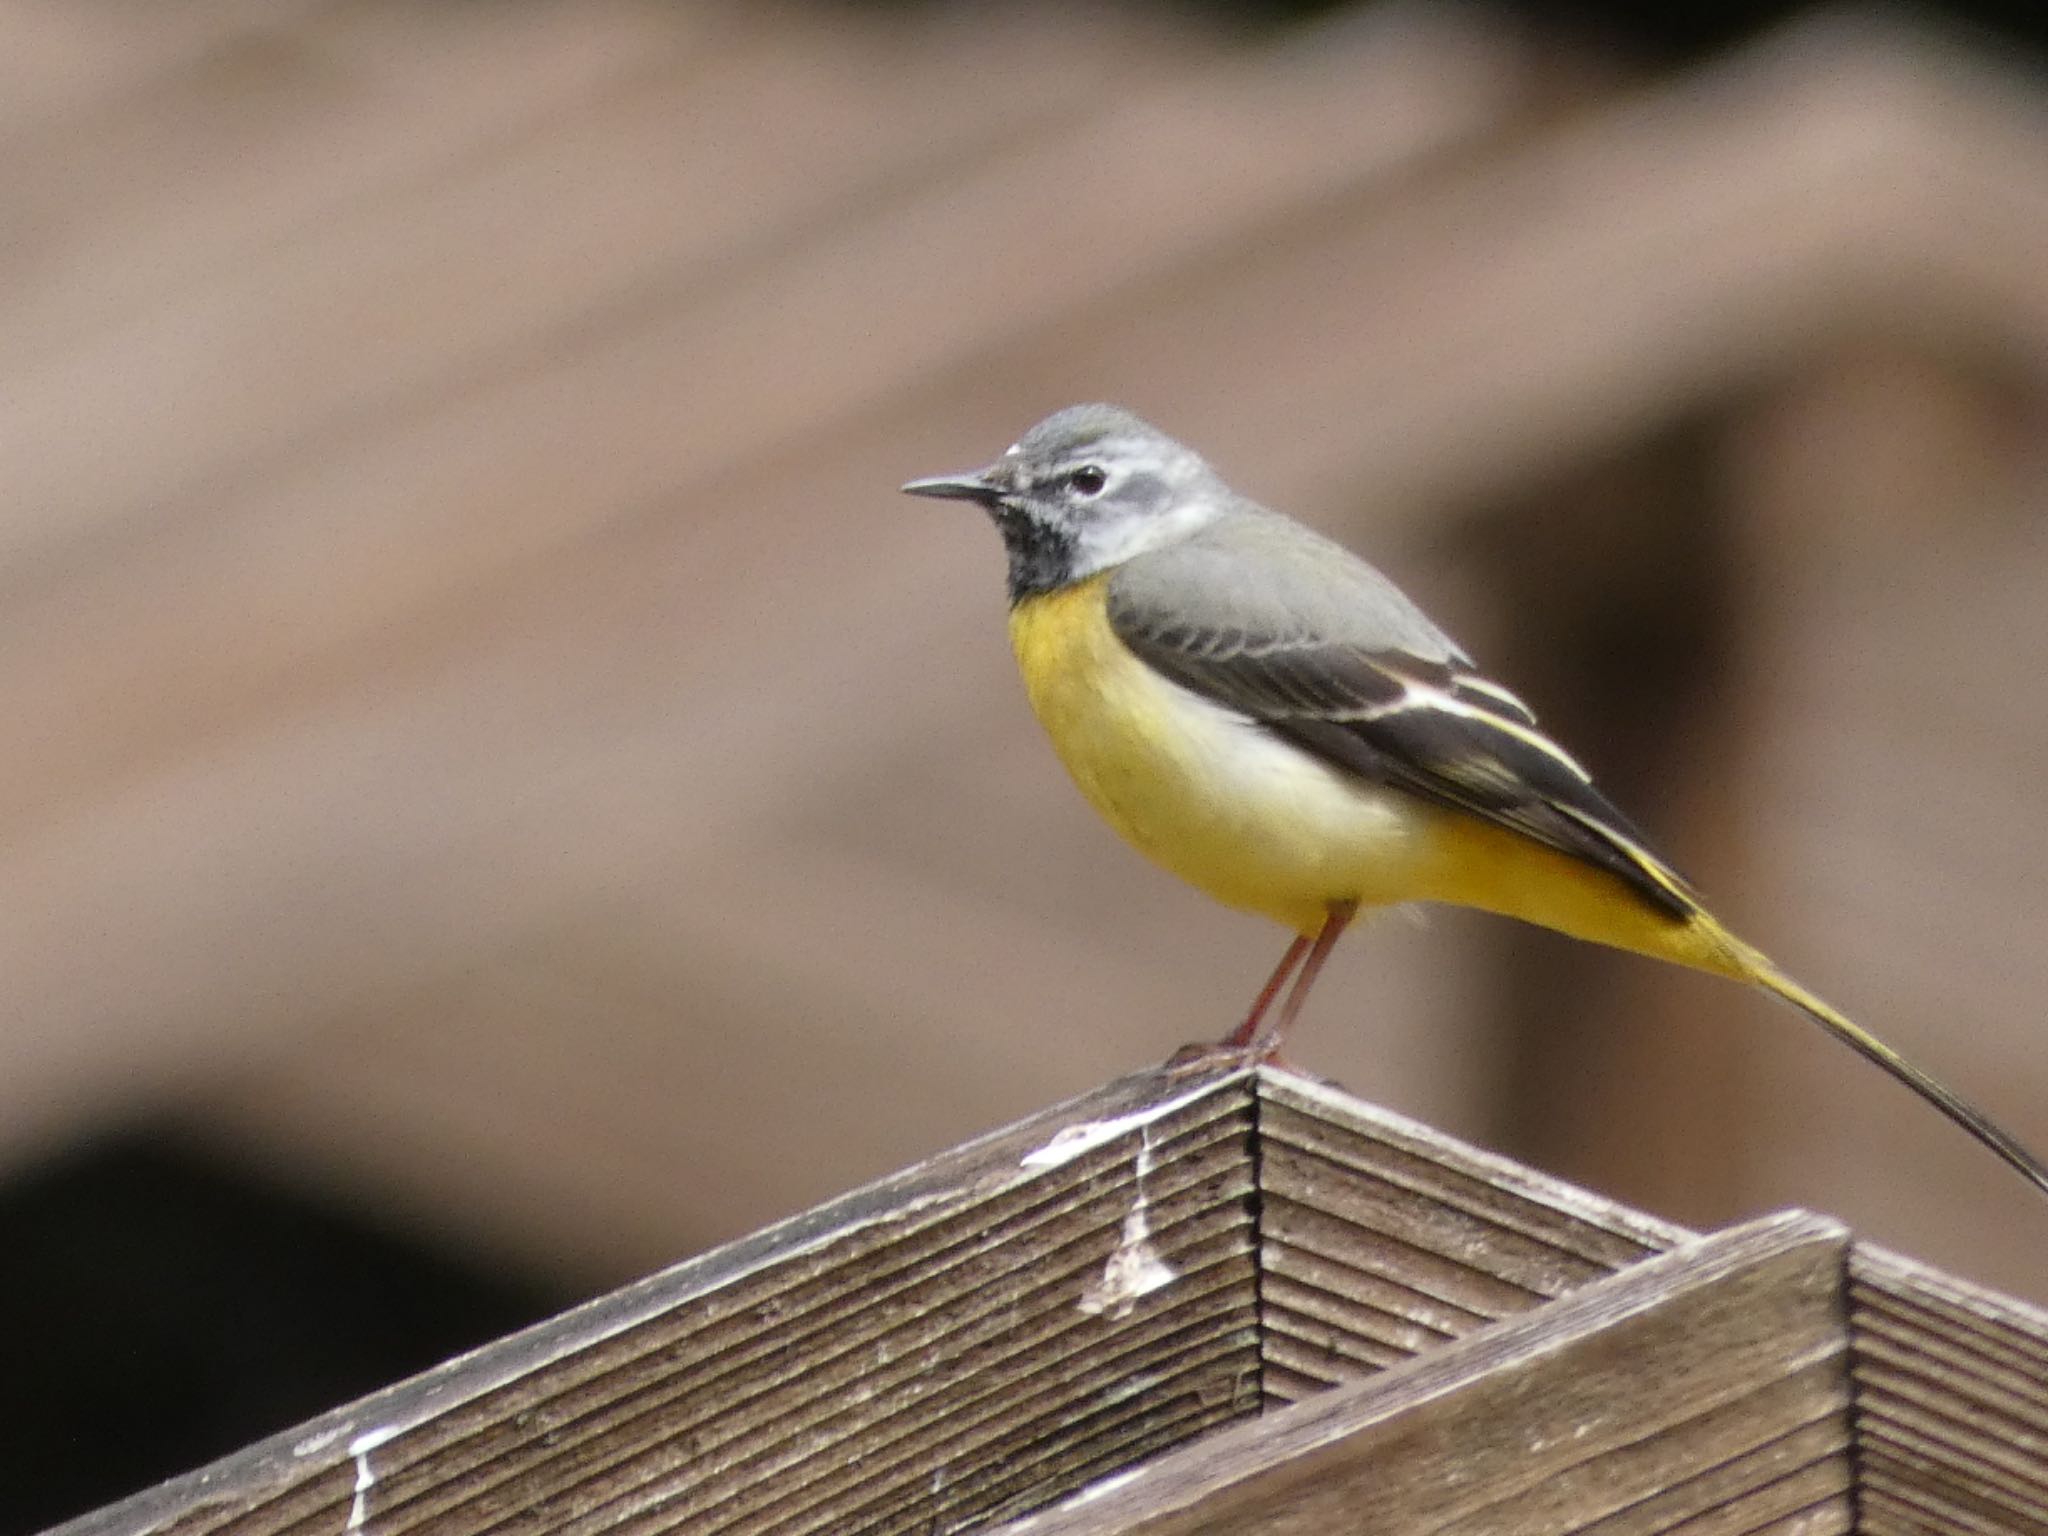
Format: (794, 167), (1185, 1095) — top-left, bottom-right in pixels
(1067, 465), (1108, 496)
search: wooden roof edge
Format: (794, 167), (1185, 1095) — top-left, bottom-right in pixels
(991, 1208), (1854, 1535)
(40, 1063), (2048, 1536)
(1257, 1069), (1694, 1255)
(45, 1063), (1258, 1536)
(1849, 1237), (2048, 1359)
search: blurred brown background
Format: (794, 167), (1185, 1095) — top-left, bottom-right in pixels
(4, 0), (2048, 1526)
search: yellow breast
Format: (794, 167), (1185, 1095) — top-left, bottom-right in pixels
(1007, 575), (1431, 934)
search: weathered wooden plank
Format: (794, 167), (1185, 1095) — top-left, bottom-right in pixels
(1255, 1070), (1689, 1403)
(1261, 1194), (1553, 1316)
(1848, 1243), (2048, 1536)
(991, 1211), (1852, 1536)
(68, 1060), (2048, 1536)
(1257, 1075), (1687, 1264)
(1860, 1445), (2043, 1534)
(49, 1067), (1259, 1536)
(1564, 1411), (1849, 1536)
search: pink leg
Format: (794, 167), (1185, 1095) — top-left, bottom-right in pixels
(1221, 932), (1313, 1050)
(1247, 901), (1357, 1058)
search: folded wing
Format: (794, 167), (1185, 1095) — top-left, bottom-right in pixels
(1106, 513), (1695, 919)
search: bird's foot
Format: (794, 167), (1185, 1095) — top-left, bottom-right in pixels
(1162, 1038), (1291, 1076)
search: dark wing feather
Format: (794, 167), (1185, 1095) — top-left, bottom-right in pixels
(1107, 563), (1694, 920)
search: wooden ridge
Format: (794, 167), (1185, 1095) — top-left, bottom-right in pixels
(43, 1065), (2048, 1536)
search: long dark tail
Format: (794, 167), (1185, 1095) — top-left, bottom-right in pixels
(1705, 919), (2048, 1201)
(1486, 799), (2046, 1198)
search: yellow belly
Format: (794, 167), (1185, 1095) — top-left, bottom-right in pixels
(1007, 575), (1716, 967)
(1009, 576), (1435, 933)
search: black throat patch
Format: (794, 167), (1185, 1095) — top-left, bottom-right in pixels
(996, 509), (1080, 604)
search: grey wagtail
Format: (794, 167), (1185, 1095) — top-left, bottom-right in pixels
(905, 402), (2048, 1199)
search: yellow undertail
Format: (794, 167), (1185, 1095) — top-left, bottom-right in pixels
(1449, 811), (2048, 1201)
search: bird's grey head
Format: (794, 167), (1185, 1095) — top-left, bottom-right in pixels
(903, 404), (1226, 602)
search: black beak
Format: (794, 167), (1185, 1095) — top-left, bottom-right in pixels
(901, 468), (1003, 504)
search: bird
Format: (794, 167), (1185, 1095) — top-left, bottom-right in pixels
(904, 402), (2048, 1199)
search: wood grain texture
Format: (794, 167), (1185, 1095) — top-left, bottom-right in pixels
(1255, 1071), (1691, 1404)
(47, 1065), (2048, 1536)
(48, 1066), (1261, 1536)
(1849, 1242), (2048, 1535)
(32, 1061), (1708, 1536)
(994, 1211), (1854, 1536)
